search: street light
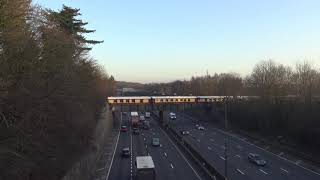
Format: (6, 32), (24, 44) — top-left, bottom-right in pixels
(224, 98), (228, 180)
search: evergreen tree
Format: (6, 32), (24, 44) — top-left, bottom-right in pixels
(48, 5), (103, 54)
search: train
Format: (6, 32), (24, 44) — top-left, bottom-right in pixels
(107, 96), (259, 105)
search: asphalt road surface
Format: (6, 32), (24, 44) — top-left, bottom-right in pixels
(107, 112), (201, 180)
(170, 112), (320, 180)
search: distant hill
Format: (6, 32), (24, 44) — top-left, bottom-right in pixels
(116, 81), (145, 89)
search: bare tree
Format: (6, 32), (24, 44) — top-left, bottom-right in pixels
(293, 61), (318, 103)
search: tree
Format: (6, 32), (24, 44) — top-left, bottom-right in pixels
(48, 5), (103, 56)
(249, 60), (292, 99)
(293, 61), (318, 103)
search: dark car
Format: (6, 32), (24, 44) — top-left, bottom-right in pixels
(120, 125), (128, 132)
(180, 130), (190, 135)
(248, 153), (267, 166)
(152, 138), (160, 146)
(122, 147), (130, 157)
(133, 128), (140, 135)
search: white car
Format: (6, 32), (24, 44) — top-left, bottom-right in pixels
(198, 126), (205, 130)
(169, 112), (176, 120)
(140, 115), (145, 121)
(145, 112), (151, 118)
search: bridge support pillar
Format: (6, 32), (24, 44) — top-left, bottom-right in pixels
(159, 110), (163, 124)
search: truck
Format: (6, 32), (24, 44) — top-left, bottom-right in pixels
(135, 156), (156, 180)
(131, 112), (139, 127)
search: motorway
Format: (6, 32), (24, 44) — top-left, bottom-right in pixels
(170, 112), (320, 180)
(107, 112), (202, 180)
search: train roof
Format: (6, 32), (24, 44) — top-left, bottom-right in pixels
(108, 96), (151, 100)
(151, 96), (197, 99)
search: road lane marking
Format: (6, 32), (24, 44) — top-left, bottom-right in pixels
(208, 146), (212, 150)
(265, 146), (270, 150)
(105, 112), (122, 180)
(96, 167), (105, 172)
(210, 138), (214, 142)
(170, 163), (174, 169)
(259, 169), (268, 175)
(220, 156), (226, 161)
(214, 128), (320, 176)
(280, 168), (289, 173)
(159, 125), (202, 180)
(235, 155), (241, 158)
(279, 152), (284, 156)
(237, 169), (245, 175)
(164, 152), (167, 157)
(197, 139), (201, 142)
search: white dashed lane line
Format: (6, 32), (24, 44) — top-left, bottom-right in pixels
(259, 169), (268, 175)
(237, 169), (245, 175)
(208, 146), (212, 150)
(170, 163), (174, 169)
(220, 156), (226, 161)
(164, 152), (167, 157)
(235, 155), (241, 158)
(280, 168), (289, 173)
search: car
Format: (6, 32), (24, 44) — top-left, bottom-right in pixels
(180, 130), (190, 135)
(140, 115), (145, 121)
(151, 138), (160, 146)
(133, 128), (140, 135)
(198, 126), (205, 130)
(122, 147), (130, 157)
(169, 112), (176, 120)
(248, 153), (267, 166)
(145, 112), (151, 118)
(120, 125), (128, 132)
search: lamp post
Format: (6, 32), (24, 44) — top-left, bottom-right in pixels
(224, 99), (228, 180)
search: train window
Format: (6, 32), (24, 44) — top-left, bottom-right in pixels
(187, 99), (190, 102)
(166, 99), (169, 102)
(114, 100), (118, 103)
(126, 100), (129, 103)
(160, 99), (163, 102)
(170, 99), (173, 102)
(140, 99), (143, 103)
(120, 100), (123, 103)
(132, 99), (136, 103)
(184, 99), (186, 102)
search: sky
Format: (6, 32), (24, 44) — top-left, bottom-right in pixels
(33, 0), (320, 83)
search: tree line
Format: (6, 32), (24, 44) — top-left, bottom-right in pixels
(146, 60), (320, 102)
(0, 1), (115, 179)
(145, 60), (320, 155)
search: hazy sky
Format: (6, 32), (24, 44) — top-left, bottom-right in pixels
(33, 0), (320, 83)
